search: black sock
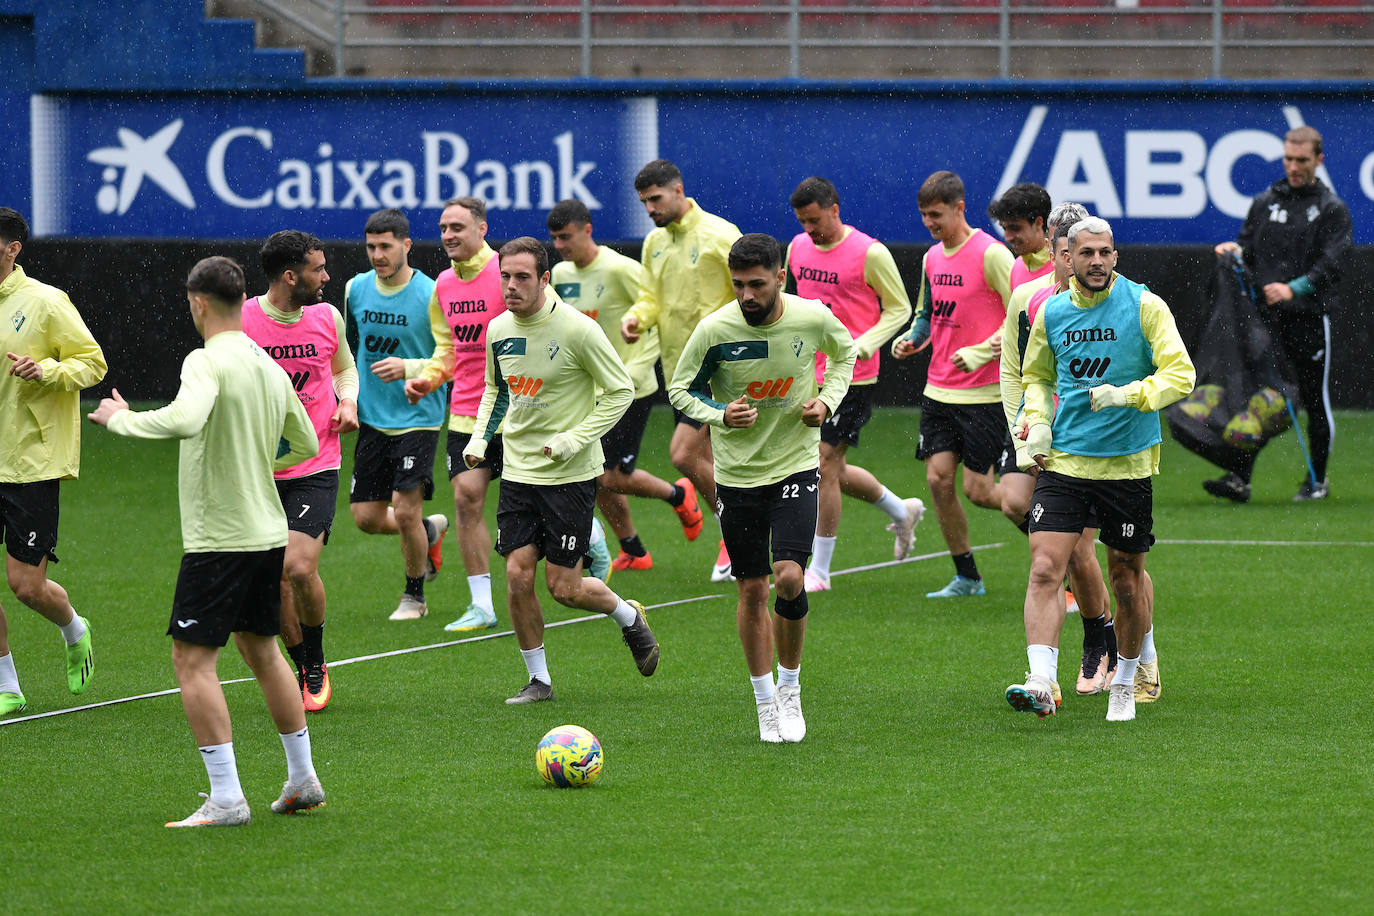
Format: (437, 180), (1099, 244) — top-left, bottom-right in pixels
(619, 535), (648, 558)
(301, 623), (325, 668)
(421, 516), (436, 542)
(405, 575), (425, 600)
(952, 552), (979, 581)
(1080, 612), (1107, 651)
(1104, 618), (1119, 668)
(666, 484), (685, 508)
(285, 641), (307, 671)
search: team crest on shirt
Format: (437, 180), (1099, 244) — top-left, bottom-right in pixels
(595, 283), (606, 299)
(11, 309), (25, 332)
(791, 335), (803, 357)
(547, 340), (561, 360)
(690, 246), (700, 264)
(1307, 205), (1319, 223)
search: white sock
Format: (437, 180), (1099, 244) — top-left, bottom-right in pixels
(872, 487), (907, 523)
(609, 598), (638, 628)
(750, 673), (776, 704)
(279, 726), (316, 784)
(777, 663), (800, 688)
(1139, 627), (1157, 664)
(810, 536), (836, 579)
(1027, 644), (1058, 681)
(467, 574), (493, 614)
(200, 742), (244, 806)
(0, 652), (20, 695)
(1112, 654), (1140, 687)
(58, 612), (86, 646)
(520, 645), (550, 685)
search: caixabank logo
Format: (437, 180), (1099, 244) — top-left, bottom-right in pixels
(29, 93), (659, 240)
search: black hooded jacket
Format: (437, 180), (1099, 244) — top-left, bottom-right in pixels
(1236, 177), (1352, 316)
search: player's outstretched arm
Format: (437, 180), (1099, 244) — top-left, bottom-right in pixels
(99, 351), (218, 440)
(86, 388), (129, 427)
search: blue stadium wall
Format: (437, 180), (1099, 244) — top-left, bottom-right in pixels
(2, 2), (1371, 404)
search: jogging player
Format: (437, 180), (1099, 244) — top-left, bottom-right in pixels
(892, 171), (1013, 598)
(1006, 217), (1193, 722)
(990, 183), (1055, 294)
(464, 237), (658, 705)
(669, 233), (856, 743)
(0, 207), (105, 716)
(621, 159), (742, 581)
(547, 199), (703, 571)
(999, 203), (1118, 697)
(243, 231), (358, 712)
(90, 256), (326, 826)
(406, 197), (507, 630)
(344, 209), (450, 627)
(786, 177), (923, 593)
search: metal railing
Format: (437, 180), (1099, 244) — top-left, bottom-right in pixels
(223, 1), (1374, 80)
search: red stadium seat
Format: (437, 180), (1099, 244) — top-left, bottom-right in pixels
(1300, 0), (1368, 30)
(699, 0), (774, 31)
(595, 0), (679, 31)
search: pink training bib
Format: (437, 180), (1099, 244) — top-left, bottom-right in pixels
(242, 298), (341, 479)
(790, 227), (883, 385)
(924, 229), (1007, 391)
(1010, 254), (1054, 293)
(435, 257), (506, 416)
(1027, 284), (1056, 326)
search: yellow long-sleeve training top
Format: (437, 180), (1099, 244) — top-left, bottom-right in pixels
(626, 199), (741, 385)
(0, 266), (107, 483)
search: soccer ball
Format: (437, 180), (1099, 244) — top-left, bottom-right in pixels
(1178, 384), (1224, 422)
(1247, 387), (1292, 436)
(536, 725), (603, 788)
(1223, 409), (1264, 450)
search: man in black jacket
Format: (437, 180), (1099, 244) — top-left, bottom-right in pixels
(1209, 125), (1352, 503)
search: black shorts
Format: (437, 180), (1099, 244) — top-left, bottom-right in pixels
(916, 397), (1005, 474)
(717, 468), (819, 580)
(276, 470), (338, 541)
(996, 430), (1030, 477)
(350, 424), (438, 502)
(495, 478), (597, 569)
(671, 406), (705, 431)
(447, 430), (504, 480)
(602, 396), (654, 474)
(1028, 471), (1153, 553)
(168, 548), (286, 647)
(0, 479), (60, 566)
(820, 384), (874, 449)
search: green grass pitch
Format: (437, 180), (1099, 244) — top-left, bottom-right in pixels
(4, 406), (1371, 912)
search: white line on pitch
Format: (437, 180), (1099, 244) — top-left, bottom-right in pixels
(0, 543), (1003, 728)
(0, 593), (724, 728)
